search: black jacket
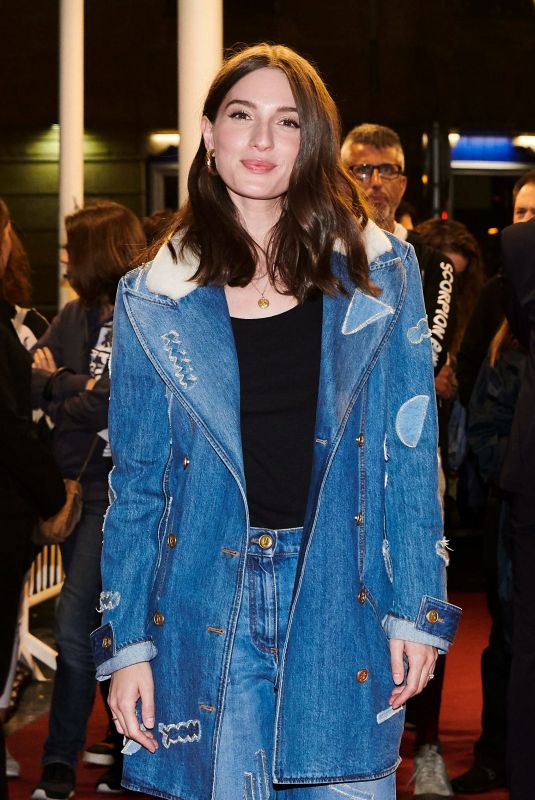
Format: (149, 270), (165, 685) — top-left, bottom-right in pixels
(0, 300), (65, 520)
(500, 218), (535, 498)
(32, 299), (112, 504)
(456, 275), (505, 408)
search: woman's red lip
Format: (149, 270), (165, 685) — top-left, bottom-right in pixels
(241, 160), (276, 172)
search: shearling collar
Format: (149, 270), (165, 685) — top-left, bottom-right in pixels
(145, 218), (392, 301)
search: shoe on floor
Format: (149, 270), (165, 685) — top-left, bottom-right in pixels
(451, 762), (506, 793)
(32, 763), (75, 800)
(96, 765), (125, 794)
(5, 746), (20, 778)
(412, 744), (453, 798)
(83, 732), (116, 766)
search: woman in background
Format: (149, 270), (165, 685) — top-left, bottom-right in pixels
(0, 200), (66, 800)
(31, 201), (145, 800)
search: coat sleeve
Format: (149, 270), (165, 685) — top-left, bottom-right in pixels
(31, 307), (89, 406)
(90, 279), (170, 679)
(381, 244), (461, 652)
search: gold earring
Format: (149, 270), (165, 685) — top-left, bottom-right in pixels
(205, 148), (217, 175)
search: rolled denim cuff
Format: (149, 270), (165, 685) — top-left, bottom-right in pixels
(383, 615), (451, 654)
(91, 622), (157, 680)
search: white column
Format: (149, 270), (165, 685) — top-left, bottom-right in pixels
(58, 0), (84, 308)
(178, 0), (223, 205)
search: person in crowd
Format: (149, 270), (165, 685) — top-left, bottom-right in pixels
(341, 124), (460, 800)
(450, 173), (535, 794)
(31, 201), (146, 800)
(414, 219), (484, 363)
(90, 44), (460, 800)
(341, 124), (457, 393)
(456, 168), (535, 409)
(0, 201), (67, 800)
(453, 320), (526, 795)
(499, 217), (535, 799)
(0, 200), (50, 783)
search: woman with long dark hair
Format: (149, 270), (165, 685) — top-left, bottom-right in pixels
(31, 201), (145, 800)
(0, 200), (66, 800)
(92, 45), (460, 800)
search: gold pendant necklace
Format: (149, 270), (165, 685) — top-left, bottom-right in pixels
(251, 275), (271, 309)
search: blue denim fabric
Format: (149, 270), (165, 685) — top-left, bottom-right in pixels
(91, 227), (461, 799)
(43, 503), (106, 767)
(215, 527), (396, 800)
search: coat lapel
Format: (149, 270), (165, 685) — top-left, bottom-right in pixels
(123, 282), (244, 488)
(315, 249), (405, 446)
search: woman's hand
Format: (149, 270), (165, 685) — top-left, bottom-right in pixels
(32, 347), (57, 374)
(388, 639), (438, 709)
(108, 662), (158, 753)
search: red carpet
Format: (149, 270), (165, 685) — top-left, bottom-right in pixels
(7, 592), (508, 799)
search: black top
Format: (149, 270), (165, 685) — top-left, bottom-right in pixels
(0, 299), (65, 520)
(231, 294), (323, 529)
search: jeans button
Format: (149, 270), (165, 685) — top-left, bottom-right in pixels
(258, 534), (273, 550)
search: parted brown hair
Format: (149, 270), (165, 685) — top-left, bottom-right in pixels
(158, 43), (374, 300)
(65, 201), (146, 307)
(0, 198), (32, 306)
(415, 218), (485, 359)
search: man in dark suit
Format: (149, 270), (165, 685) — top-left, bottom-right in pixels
(500, 217), (535, 799)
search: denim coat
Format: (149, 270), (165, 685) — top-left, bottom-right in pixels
(91, 221), (461, 800)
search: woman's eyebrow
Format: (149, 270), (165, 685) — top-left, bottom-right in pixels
(224, 99), (298, 113)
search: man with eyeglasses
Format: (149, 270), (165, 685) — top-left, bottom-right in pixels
(341, 124), (457, 390)
(342, 124), (457, 800)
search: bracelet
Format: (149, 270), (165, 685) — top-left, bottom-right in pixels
(43, 366), (75, 401)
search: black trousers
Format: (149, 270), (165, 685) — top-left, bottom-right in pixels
(507, 492), (535, 798)
(0, 515), (35, 800)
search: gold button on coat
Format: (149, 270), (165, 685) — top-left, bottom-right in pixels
(354, 512), (363, 525)
(426, 609), (439, 624)
(182, 456), (190, 469)
(153, 611), (165, 626)
(356, 434), (365, 447)
(356, 669), (369, 683)
(258, 534), (273, 550)
(357, 590), (367, 604)
(167, 533), (177, 548)
(102, 636), (112, 649)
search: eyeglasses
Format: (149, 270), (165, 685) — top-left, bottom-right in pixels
(348, 163), (404, 182)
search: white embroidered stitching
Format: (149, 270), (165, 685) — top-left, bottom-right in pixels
(161, 330), (197, 389)
(158, 720), (201, 747)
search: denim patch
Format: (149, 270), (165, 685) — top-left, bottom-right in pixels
(158, 720), (201, 747)
(97, 591), (121, 612)
(395, 395), (430, 448)
(342, 289), (394, 335)
(161, 330), (197, 389)
(407, 317), (432, 345)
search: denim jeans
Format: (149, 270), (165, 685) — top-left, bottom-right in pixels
(43, 503), (107, 767)
(214, 527), (396, 800)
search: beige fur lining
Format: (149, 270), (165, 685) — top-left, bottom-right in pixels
(145, 219), (392, 301)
